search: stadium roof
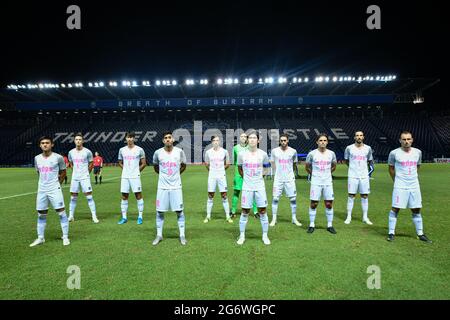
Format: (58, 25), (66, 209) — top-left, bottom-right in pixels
(0, 77), (440, 111)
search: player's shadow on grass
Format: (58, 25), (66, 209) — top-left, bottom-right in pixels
(364, 224), (412, 239)
(329, 210), (347, 222)
(186, 224), (266, 241)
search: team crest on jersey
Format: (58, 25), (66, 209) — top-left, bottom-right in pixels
(59, 202), (63, 207)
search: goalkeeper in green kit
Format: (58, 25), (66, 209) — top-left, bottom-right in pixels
(231, 132), (258, 218)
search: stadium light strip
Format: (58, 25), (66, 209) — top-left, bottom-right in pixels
(6, 74), (397, 90)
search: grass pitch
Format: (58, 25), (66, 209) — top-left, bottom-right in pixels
(0, 164), (449, 299)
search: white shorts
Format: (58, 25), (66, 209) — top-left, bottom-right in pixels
(120, 178), (142, 194)
(70, 178), (93, 193)
(156, 189), (184, 212)
(273, 179), (297, 200)
(348, 177), (370, 195)
(310, 184), (334, 201)
(242, 189), (268, 209)
(392, 188), (422, 209)
(208, 175), (228, 193)
(36, 188), (65, 211)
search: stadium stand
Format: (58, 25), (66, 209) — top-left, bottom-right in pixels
(1, 111), (448, 165)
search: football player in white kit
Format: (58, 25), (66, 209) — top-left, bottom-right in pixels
(30, 136), (70, 247)
(269, 134), (302, 227)
(204, 136), (232, 223)
(117, 132), (147, 225)
(236, 132), (271, 245)
(305, 133), (337, 234)
(68, 133), (98, 223)
(387, 131), (432, 243)
(344, 131), (374, 225)
(152, 131), (188, 246)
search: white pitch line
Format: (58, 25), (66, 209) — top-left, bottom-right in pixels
(0, 176), (122, 201)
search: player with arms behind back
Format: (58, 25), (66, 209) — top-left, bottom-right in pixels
(30, 136), (70, 247)
(231, 132), (258, 218)
(117, 132), (147, 225)
(93, 152), (103, 185)
(63, 154), (69, 184)
(387, 131), (432, 243)
(204, 136), (232, 223)
(269, 134), (301, 227)
(305, 133), (337, 234)
(152, 131), (188, 246)
(344, 131), (374, 225)
(68, 133), (98, 223)
(236, 131), (271, 245)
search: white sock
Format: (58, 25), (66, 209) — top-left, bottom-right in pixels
(137, 199), (144, 219)
(290, 199), (297, 221)
(361, 198), (369, 220)
(347, 196), (354, 219)
(156, 211), (164, 237)
(121, 200), (128, 219)
(309, 207), (316, 227)
(239, 213), (248, 237)
(389, 210), (398, 234)
(272, 199), (279, 221)
(177, 211), (185, 238)
(326, 207), (334, 228)
(69, 196), (77, 217)
(222, 198), (230, 219)
(37, 213), (47, 239)
(260, 212), (269, 235)
(206, 198), (213, 219)
(59, 211), (69, 238)
(86, 195), (97, 218)
(412, 213), (424, 236)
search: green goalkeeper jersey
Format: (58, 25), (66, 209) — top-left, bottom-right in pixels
(233, 143), (249, 176)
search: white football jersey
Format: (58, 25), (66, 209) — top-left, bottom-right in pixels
(153, 147), (187, 190)
(306, 149), (337, 186)
(68, 147), (93, 180)
(270, 146), (298, 182)
(118, 145), (145, 179)
(205, 147), (230, 177)
(388, 147), (422, 189)
(34, 152), (66, 192)
(344, 144), (373, 179)
(237, 149), (270, 191)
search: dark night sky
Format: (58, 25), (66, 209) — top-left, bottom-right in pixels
(0, 0), (445, 88)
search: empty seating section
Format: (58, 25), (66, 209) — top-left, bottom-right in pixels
(430, 116), (450, 154)
(1, 115), (448, 165)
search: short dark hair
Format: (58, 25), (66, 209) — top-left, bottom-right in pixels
(163, 131), (173, 138)
(211, 135), (220, 142)
(400, 131), (413, 138)
(316, 133), (328, 142)
(247, 131), (259, 140)
(280, 134), (289, 140)
(74, 132), (83, 139)
(354, 130), (364, 136)
(126, 131), (135, 138)
(38, 136), (53, 144)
